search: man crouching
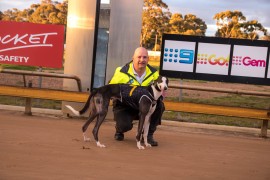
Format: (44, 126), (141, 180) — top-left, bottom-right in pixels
(109, 47), (165, 146)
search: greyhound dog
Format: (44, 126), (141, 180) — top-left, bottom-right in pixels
(66, 76), (168, 149)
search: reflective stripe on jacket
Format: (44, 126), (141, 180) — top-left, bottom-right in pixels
(109, 62), (159, 86)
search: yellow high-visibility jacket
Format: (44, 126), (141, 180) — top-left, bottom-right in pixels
(109, 62), (159, 86)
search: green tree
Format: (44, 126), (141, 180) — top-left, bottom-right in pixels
(54, 1), (68, 25)
(214, 10), (267, 40)
(28, 3), (64, 24)
(141, 0), (171, 50)
(0, 8), (29, 21)
(0, 1), (67, 25)
(169, 13), (207, 36)
(260, 34), (270, 41)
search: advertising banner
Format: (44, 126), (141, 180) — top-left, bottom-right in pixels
(0, 21), (65, 68)
(196, 43), (230, 75)
(231, 45), (267, 78)
(162, 40), (196, 72)
(268, 56), (270, 79)
(160, 34), (270, 85)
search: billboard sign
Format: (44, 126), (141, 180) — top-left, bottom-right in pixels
(231, 45), (267, 78)
(268, 55), (270, 78)
(162, 40), (195, 72)
(160, 34), (270, 85)
(0, 21), (65, 68)
(196, 43), (230, 75)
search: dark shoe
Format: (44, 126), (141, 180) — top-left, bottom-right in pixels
(147, 137), (158, 146)
(141, 136), (159, 146)
(114, 132), (124, 141)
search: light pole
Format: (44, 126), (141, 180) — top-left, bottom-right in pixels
(151, 29), (158, 53)
(154, 33), (158, 52)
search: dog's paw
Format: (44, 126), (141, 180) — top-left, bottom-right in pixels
(145, 143), (152, 148)
(84, 137), (91, 142)
(96, 141), (106, 148)
(137, 141), (145, 150)
(83, 134), (91, 142)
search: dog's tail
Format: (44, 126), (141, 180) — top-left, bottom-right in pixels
(79, 91), (96, 114)
(65, 90), (97, 116)
(65, 105), (81, 116)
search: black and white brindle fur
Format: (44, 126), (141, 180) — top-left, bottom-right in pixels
(66, 76), (168, 149)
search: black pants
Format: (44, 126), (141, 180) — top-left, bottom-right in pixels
(112, 99), (165, 136)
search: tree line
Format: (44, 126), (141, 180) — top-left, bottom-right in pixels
(142, 0), (269, 50)
(1, 0), (269, 50)
(0, 0), (67, 25)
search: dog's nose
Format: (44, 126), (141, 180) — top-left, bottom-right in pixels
(164, 86), (168, 90)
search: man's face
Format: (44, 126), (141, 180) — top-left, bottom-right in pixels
(133, 48), (149, 71)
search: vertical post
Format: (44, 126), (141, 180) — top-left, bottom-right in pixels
(106, 0), (143, 83)
(154, 33), (158, 52)
(25, 80), (32, 115)
(38, 67), (43, 88)
(177, 79), (183, 120)
(62, 0), (98, 115)
(261, 120), (268, 138)
(261, 106), (270, 138)
(23, 75), (26, 87)
(37, 67), (43, 105)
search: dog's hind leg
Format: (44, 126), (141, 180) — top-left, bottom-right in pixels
(92, 97), (109, 148)
(92, 111), (107, 148)
(82, 113), (97, 141)
(82, 94), (104, 142)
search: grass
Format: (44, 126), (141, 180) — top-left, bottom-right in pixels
(0, 96), (62, 110)
(0, 64), (62, 110)
(148, 56), (160, 69)
(1, 63), (269, 129)
(162, 112), (268, 128)
(1, 64), (63, 72)
(163, 94), (270, 128)
(166, 93), (270, 110)
(0, 93), (268, 129)
(2, 64), (38, 71)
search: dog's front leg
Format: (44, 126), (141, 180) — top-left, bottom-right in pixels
(136, 115), (146, 150)
(143, 115), (151, 148)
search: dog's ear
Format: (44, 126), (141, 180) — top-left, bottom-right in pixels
(158, 76), (164, 83)
(150, 76), (163, 86)
(149, 79), (156, 85)
(166, 77), (169, 85)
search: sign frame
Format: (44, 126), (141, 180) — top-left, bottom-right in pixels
(160, 34), (270, 85)
(0, 21), (65, 68)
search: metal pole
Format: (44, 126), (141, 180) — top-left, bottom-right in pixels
(25, 80), (32, 115)
(37, 67), (43, 105)
(177, 79), (183, 120)
(38, 67), (43, 88)
(1, 69), (82, 92)
(155, 34), (157, 52)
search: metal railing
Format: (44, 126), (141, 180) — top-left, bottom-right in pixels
(169, 84), (270, 97)
(168, 83), (270, 137)
(0, 69), (82, 92)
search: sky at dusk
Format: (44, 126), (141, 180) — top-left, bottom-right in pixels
(1, 0), (269, 36)
(165, 0), (270, 36)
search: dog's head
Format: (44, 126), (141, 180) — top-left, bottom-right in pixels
(154, 76), (169, 91)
